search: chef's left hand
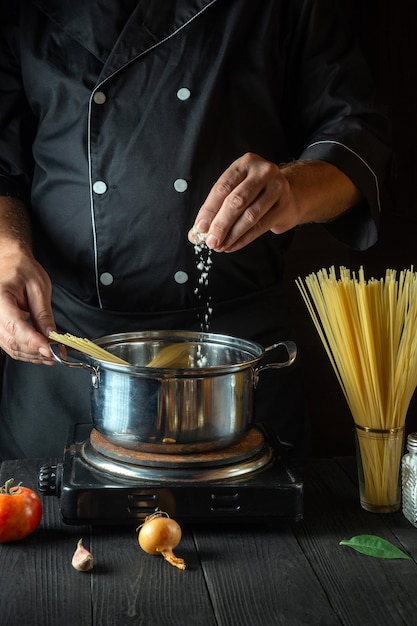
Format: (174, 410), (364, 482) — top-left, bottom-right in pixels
(188, 152), (361, 253)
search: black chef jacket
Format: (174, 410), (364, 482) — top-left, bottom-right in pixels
(0, 0), (391, 459)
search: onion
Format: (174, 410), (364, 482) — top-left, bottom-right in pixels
(137, 511), (186, 570)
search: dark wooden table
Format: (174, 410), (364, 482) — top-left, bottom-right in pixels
(0, 456), (416, 626)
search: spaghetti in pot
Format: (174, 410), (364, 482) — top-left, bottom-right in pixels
(48, 331), (130, 365)
(49, 331), (203, 368)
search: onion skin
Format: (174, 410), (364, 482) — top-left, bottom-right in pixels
(137, 511), (186, 570)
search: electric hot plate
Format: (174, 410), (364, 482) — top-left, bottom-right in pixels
(38, 423), (303, 525)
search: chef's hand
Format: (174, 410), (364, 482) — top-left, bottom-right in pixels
(0, 249), (56, 364)
(188, 152), (362, 252)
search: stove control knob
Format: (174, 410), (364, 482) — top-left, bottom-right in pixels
(38, 464), (62, 496)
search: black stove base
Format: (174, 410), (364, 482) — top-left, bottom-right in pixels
(39, 424), (303, 525)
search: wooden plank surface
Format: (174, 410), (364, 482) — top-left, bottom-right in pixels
(0, 459), (91, 626)
(0, 459), (216, 626)
(294, 459), (417, 626)
(192, 523), (340, 625)
(89, 526), (216, 626)
(1, 458), (417, 626)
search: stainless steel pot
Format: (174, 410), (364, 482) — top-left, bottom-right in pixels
(51, 330), (296, 453)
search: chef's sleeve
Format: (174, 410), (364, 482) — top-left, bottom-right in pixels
(0, 4), (36, 205)
(283, 0), (392, 250)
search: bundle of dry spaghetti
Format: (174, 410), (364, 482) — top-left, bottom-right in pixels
(49, 331), (130, 365)
(296, 266), (417, 429)
(296, 266), (417, 509)
(49, 331), (195, 368)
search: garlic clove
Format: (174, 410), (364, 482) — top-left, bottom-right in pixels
(72, 538), (94, 572)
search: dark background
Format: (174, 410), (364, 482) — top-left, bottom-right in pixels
(0, 1), (414, 459)
(283, 0), (417, 456)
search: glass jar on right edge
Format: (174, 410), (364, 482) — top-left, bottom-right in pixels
(402, 433), (417, 527)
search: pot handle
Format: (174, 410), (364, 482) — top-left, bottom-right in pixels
(49, 342), (98, 378)
(253, 340), (297, 386)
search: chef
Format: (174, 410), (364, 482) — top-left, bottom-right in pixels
(0, 0), (391, 459)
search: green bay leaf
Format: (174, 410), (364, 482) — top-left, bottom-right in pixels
(339, 534), (411, 559)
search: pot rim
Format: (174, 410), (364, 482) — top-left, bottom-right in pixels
(92, 329), (264, 375)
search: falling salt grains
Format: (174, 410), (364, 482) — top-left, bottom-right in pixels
(196, 344), (208, 367)
(192, 229), (213, 333)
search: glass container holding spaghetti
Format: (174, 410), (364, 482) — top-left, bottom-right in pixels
(355, 424), (405, 513)
(402, 433), (417, 526)
(296, 267), (417, 514)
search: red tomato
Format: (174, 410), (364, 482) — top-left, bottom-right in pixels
(0, 479), (43, 542)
